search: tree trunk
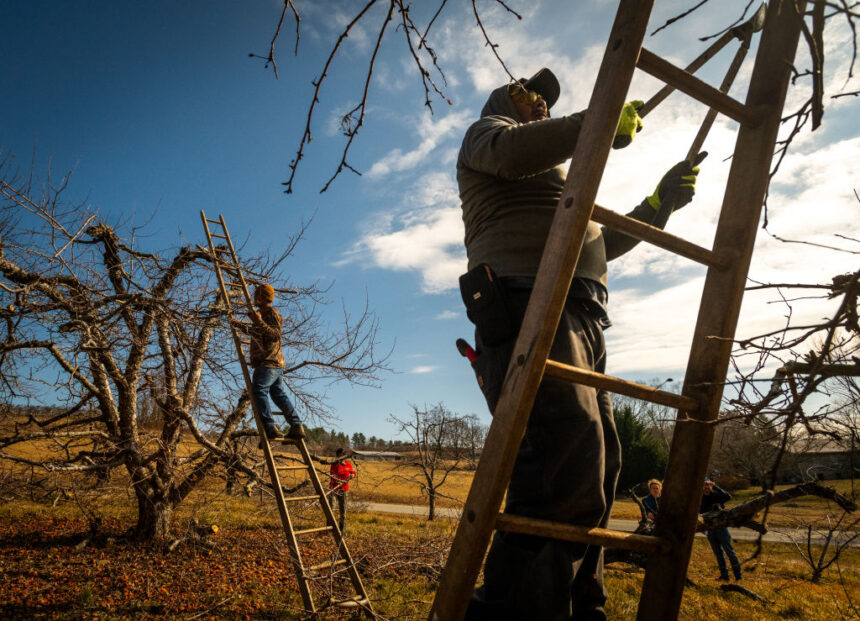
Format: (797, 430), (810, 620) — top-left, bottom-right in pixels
(133, 491), (174, 541)
(428, 490), (436, 521)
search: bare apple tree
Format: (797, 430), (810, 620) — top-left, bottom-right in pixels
(0, 155), (389, 541)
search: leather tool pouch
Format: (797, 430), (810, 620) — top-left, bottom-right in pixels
(459, 263), (517, 347)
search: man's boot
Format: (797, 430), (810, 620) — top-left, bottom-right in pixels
(286, 423), (306, 441)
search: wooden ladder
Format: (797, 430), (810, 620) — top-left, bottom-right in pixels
(430, 1), (807, 619)
(200, 211), (374, 618)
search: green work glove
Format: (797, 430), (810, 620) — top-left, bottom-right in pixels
(613, 100), (644, 149)
(647, 158), (701, 211)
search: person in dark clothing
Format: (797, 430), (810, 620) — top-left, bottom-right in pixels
(700, 478), (742, 581)
(237, 284), (304, 441)
(458, 67), (701, 621)
(642, 479), (661, 521)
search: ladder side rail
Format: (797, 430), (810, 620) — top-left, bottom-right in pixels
(217, 214), (256, 310)
(199, 210), (317, 614)
(233, 354), (316, 614)
(295, 440), (374, 615)
(429, 2), (655, 619)
(637, 2), (808, 618)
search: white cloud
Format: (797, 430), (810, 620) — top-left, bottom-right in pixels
(366, 109), (472, 178)
(436, 310), (460, 319)
(411, 365), (438, 374)
(338, 171), (467, 293)
(604, 134), (859, 376)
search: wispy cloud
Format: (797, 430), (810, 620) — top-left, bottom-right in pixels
(338, 171), (467, 293)
(411, 365), (438, 374)
(366, 109), (472, 178)
(436, 310), (460, 319)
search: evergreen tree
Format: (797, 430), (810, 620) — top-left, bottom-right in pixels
(615, 404), (668, 491)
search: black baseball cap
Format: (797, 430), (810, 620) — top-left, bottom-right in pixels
(518, 67), (560, 109)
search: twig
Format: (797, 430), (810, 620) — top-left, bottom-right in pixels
(187, 595), (235, 619)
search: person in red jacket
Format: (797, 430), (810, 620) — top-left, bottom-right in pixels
(329, 448), (356, 532)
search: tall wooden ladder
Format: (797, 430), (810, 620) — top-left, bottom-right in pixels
(430, 1), (807, 619)
(200, 211), (374, 618)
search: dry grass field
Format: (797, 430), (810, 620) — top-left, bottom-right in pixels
(1, 494), (859, 620)
(2, 430), (859, 619)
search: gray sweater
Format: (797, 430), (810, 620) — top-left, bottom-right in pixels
(457, 83), (661, 286)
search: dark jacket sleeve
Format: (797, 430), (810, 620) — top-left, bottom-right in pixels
(602, 198), (662, 262)
(711, 485), (731, 505)
(459, 113), (585, 180)
(642, 495), (659, 515)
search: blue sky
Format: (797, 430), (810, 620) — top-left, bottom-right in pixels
(2, 1), (857, 440)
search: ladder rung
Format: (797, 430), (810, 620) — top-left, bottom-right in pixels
(295, 525), (334, 536)
(330, 596), (369, 608)
(225, 282), (244, 288)
(307, 558), (347, 572)
(591, 205), (729, 269)
(495, 513), (667, 554)
(544, 360), (698, 412)
(278, 465), (309, 471)
(210, 233), (228, 239)
(636, 48), (760, 127)
(205, 218), (222, 224)
(284, 495), (320, 503)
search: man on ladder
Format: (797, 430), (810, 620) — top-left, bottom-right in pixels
(457, 68), (700, 620)
(236, 283), (305, 441)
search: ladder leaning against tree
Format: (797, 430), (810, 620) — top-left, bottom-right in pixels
(200, 211), (374, 618)
(430, 1), (807, 619)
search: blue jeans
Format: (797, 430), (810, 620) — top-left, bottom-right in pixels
(251, 367), (301, 429)
(706, 527), (742, 579)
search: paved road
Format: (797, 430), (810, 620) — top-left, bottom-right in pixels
(358, 501), (859, 547)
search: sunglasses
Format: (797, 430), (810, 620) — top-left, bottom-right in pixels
(508, 84), (543, 105)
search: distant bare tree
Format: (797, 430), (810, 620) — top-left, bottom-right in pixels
(449, 413), (487, 470)
(788, 508), (860, 583)
(709, 415), (782, 489)
(0, 156), (389, 541)
(388, 403), (470, 520)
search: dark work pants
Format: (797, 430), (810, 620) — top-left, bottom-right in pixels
(706, 527), (742, 579)
(465, 289), (621, 621)
(329, 492), (347, 532)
